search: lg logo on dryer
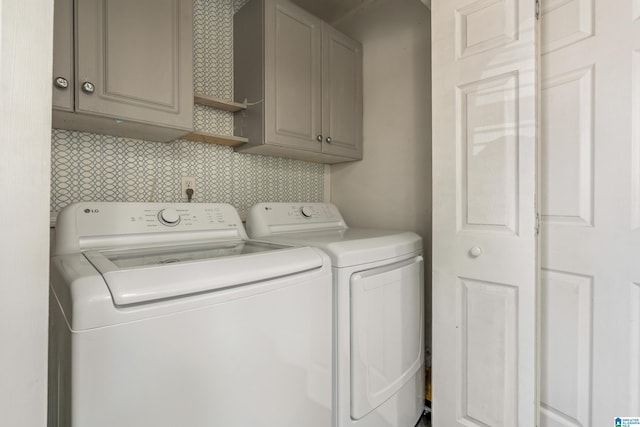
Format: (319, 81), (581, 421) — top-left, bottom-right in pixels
(83, 208), (100, 214)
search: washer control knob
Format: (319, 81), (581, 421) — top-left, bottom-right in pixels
(158, 208), (181, 226)
(300, 206), (313, 218)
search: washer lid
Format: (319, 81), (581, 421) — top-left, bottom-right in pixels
(256, 229), (423, 267)
(84, 241), (324, 306)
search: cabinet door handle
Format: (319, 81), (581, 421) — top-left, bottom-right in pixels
(325, 137), (332, 143)
(54, 77), (69, 89)
(316, 134), (323, 142)
(81, 81), (96, 94)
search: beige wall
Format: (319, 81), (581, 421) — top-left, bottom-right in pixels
(0, 0), (53, 425)
(331, 0), (432, 345)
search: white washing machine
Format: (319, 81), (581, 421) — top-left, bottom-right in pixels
(48, 202), (333, 427)
(246, 202), (425, 427)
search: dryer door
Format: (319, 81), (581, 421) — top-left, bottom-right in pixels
(350, 255), (424, 419)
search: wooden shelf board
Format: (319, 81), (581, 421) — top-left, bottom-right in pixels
(194, 93), (246, 112)
(182, 131), (248, 147)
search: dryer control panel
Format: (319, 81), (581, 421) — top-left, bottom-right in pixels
(246, 202), (348, 237)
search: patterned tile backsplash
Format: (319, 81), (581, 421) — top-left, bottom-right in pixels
(50, 0), (326, 217)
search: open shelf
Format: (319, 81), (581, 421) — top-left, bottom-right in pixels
(188, 93), (248, 146)
(182, 130), (248, 147)
(194, 93), (246, 112)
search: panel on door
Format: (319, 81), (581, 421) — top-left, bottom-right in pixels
(540, 1), (640, 425)
(539, 269), (592, 427)
(541, 65), (594, 227)
(540, 0), (593, 55)
(432, 0), (538, 425)
(75, 0), (193, 130)
(265, 0), (322, 151)
(321, 24), (362, 159)
(350, 256), (424, 419)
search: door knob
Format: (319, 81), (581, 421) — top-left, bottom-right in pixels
(469, 246), (482, 257)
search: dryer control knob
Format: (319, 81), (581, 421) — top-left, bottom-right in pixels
(300, 206), (313, 218)
(158, 208), (181, 226)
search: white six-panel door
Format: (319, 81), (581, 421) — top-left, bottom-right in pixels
(540, 0), (640, 425)
(434, 0), (640, 425)
(432, 0), (539, 425)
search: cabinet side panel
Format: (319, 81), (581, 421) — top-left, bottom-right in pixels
(234, 0), (265, 146)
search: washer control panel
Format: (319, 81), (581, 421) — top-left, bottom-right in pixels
(74, 203), (240, 231)
(54, 202), (247, 254)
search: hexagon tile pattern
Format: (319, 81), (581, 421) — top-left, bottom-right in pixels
(51, 0), (325, 218)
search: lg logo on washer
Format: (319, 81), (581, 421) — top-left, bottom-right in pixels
(83, 208), (100, 214)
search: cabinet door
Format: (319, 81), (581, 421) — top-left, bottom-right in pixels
(75, 0), (193, 130)
(322, 24), (362, 159)
(52, 0), (74, 111)
(265, 0), (322, 152)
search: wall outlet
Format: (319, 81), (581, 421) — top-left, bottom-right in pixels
(181, 176), (195, 201)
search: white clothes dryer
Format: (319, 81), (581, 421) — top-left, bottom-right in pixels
(49, 202), (333, 427)
(246, 202), (425, 427)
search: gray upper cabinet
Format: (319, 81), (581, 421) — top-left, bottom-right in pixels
(233, 0), (362, 164)
(52, 0), (193, 143)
